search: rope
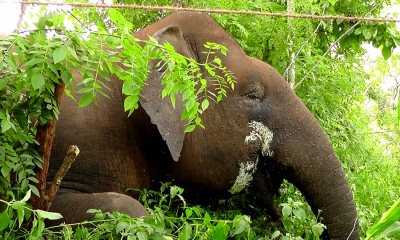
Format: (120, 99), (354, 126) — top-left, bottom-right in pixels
(346, 217), (359, 240)
(0, 1), (399, 23)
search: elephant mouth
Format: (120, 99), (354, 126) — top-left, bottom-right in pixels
(229, 121), (275, 195)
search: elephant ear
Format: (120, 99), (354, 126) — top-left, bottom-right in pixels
(140, 25), (194, 162)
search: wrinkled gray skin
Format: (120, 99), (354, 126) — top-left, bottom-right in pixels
(48, 12), (359, 239)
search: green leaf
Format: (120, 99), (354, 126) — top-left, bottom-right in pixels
(178, 222), (192, 240)
(25, 58), (45, 67)
(170, 186), (179, 199)
(195, 116), (201, 125)
(188, 102), (199, 119)
(185, 208), (193, 218)
(137, 231), (148, 240)
(86, 209), (99, 214)
(201, 99), (209, 111)
(170, 94), (176, 108)
(213, 222), (229, 239)
(354, 28), (362, 35)
(382, 47), (392, 60)
(66, 46), (79, 60)
(24, 207), (32, 221)
(312, 224), (325, 237)
(293, 208), (306, 220)
(362, 28), (372, 40)
(36, 217), (45, 236)
(181, 108), (190, 121)
(0, 112), (6, 120)
(184, 125), (196, 133)
(53, 47), (67, 64)
(29, 184), (40, 197)
(204, 65), (216, 76)
(61, 71), (73, 85)
(282, 205), (292, 218)
(21, 189), (32, 202)
(13, 109), (28, 130)
(394, 39), (400, 47)
(185, 98), (195, 112)
(5, 55), (17, 72)
(78, 91), (95, 108)
(376, 222), (400, 239)
(366, 199), (400, 239)
(0, 212), (10, 232)
(232, 218), (248, 236)
(41, 108), (52, 120)
(162, 87), (169, 99)
(1, 166), (9, 177)
(31, 73), (45, 89)
(271, 231), (281, 239)
(35, 210), (63, 220)
(0, 79), (6, 90)
(116, 221), (129, 233)
(182, 89), (192, 101)
(124, 95), (139, 112)
(77, 87), (94, 94)
(1, 120), (12, 133)
(17, 205), (24, 227)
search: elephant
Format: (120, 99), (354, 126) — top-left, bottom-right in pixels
(47, 12), (359, 239)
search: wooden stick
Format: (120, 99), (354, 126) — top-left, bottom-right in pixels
(46, 145), (79, 210)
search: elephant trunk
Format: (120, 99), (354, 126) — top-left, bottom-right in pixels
(266, 96), (359, 239)
(286, 148), (359, 239)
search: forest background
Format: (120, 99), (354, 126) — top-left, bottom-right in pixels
(0, 0), (399, 239)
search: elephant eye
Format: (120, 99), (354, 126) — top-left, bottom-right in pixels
(247, 93), (259, 99)
(246, 90), (264, 100)
(241, 84), (265, 100)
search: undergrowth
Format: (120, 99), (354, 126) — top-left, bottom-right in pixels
(0, 182), (327, 239)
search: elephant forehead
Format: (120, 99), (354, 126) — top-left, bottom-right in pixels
(244, 121), (274, 157)
(228, 158), (258, 194)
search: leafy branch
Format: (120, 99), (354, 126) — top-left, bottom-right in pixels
(107, 9), (235, 132)
(0, 190), (62, 238)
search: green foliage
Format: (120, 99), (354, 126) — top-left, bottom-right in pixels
(103, 9), (235, 132)
(280, 197), (325, 239)
(0, 190), (63, 239)
(135, 183), (253, 239)
(0, 5), (127, 206)
(366, 198), (400, 239)
(38, 183), (322, 240)
(0, 183), (253, 239)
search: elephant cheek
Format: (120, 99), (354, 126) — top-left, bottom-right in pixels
(228, 121), (274, 194)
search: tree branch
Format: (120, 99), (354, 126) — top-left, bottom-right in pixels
(293, 4), (379, 90)
(30, 80), (65, 211)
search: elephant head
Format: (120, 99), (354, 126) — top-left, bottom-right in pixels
(133, 12), (359, 239)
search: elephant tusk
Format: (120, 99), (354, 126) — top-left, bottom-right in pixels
(228, 157), (259, 194)
(244, 121), (274, 157)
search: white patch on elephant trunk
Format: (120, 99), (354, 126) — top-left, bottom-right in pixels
(244, 121), (274, 157)
(228, 158), (258, 194)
